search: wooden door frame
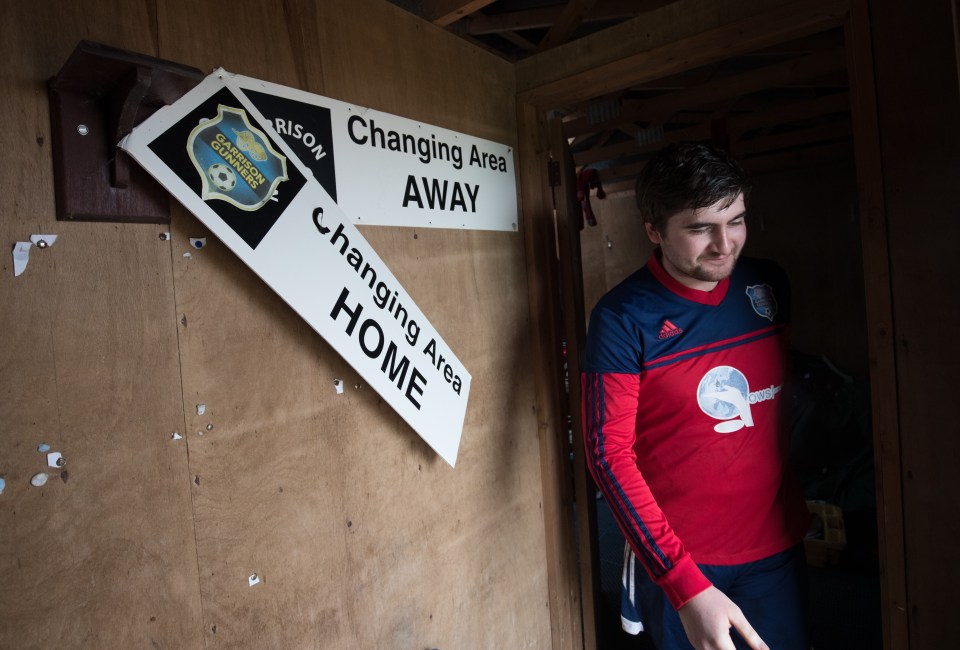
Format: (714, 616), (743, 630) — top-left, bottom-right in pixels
(516, 1), (908, 648)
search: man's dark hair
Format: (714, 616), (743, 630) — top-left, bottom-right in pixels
(635, 141), (750, 233)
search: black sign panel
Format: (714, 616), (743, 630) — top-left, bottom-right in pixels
(243, 89), (338, 203)
(148, 87), (307, 250)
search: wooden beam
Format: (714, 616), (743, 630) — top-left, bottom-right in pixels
(537, 0), (600, 52)
(572, 122), (711, 166)
(518, 0), (850, 108)
(844, 1), (908, 647)
(562, 47), (847, 137)
(566, 96), (846, 167)
(597, 162), (644, 184)
(739, 139), (852, 173)
(594, 128), (617, 148)
(451, 30), (520, 61)
(752, 26), (846, 54)
(516, 100), (587, 650)
(578, 155), (648, 186)
(499, 29), (538, 53)
(731, 118), (851, 157)
(465, 0), (674, 35)
(425, 0), (497, 27)
(549, 115), (600, 650)
(728, 92), (850, 138)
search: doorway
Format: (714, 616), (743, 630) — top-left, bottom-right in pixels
(518, 5), (903, 649)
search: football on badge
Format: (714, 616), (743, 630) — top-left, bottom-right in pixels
(207, 163), (237, 192)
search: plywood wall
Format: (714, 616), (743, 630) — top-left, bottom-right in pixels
(578, 191), (653, 319)
(0, 1), (553, 648)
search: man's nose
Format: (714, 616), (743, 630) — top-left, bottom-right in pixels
(711, 228), (733, 254)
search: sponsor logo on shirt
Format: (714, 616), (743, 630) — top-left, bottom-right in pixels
(696, 365), (782, 433)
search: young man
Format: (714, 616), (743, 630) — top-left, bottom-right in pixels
(582, 142), (810, 650)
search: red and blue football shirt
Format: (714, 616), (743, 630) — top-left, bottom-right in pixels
(582, 252), (808, 609)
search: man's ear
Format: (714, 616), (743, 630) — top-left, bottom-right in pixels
(644, 221), (662, 245)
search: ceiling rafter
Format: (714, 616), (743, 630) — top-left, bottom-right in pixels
(459, 0), (671, 36)
(425, 0), (498, 27)
(573, 122), (712, 167)
(742, 140), (853, 174)
(517, 1), (849, 108)
(536, 0), (600, 52)
(572, 91), (851, 169)
(562, 47), (847, 138)
(732, 118), (852, 157)
(498, 29), (538, 53)
(727, 92), (850, 139)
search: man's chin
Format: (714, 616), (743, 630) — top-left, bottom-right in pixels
(696, 258), (737, 281)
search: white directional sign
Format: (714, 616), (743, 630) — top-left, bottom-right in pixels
(235, 75), (518, 232)
(120, 70), (470, 466)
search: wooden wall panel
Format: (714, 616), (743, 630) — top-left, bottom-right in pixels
(152, 3), (343, 645)
(165, 225), (354, 648)
(156, 0), (548, 648)
(314, 0), (515, 140)
(2, 0), (552, 648)
(156, 0), (313, 88)
(868, 0), (960, 646)
(578, 192), (652, 320)
(0, 1), (202, 648)
(313, 3), (550, 647)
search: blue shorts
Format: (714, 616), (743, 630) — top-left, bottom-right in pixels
(621, 544), (810, 650)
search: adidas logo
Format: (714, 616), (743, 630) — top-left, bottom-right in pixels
(658, 319), (683, 340)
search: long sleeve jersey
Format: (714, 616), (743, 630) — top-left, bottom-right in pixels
(581, 252), (808, 609)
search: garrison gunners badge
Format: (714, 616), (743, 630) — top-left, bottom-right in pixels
(187, 105), (288, 211)
(746, 283), (778, 321)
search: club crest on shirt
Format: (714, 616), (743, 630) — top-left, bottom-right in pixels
(745, 283), (778, 321)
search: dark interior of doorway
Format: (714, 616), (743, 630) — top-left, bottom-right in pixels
(551, 23), (887, 649)
(577, 207), (884, 647)
(577, 168), (884, 648)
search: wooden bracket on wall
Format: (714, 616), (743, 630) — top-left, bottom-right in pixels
(48, 41), (205, 223)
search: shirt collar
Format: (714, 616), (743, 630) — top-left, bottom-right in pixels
(647, 249), (729, 306)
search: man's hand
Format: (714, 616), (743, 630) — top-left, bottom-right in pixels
(677, 586), (769, 650)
